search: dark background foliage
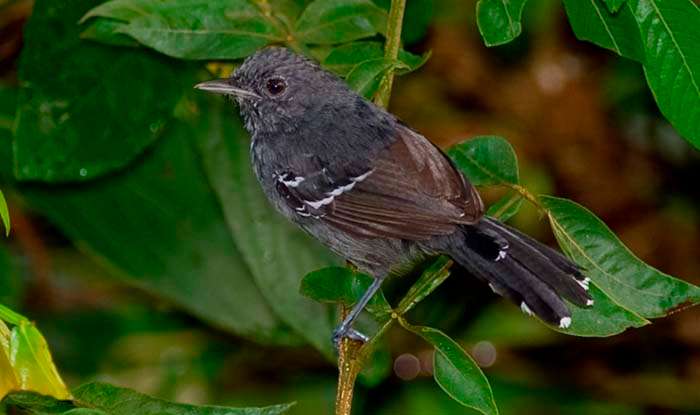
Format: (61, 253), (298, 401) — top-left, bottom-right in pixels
(1, 0), (700, 414)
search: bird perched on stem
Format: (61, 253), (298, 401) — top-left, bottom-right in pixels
(196, 47), (593, 346)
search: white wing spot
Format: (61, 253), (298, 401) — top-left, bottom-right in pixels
(302, 169), (374, 210)
(520, 302), (533, 316)
(586, 299), (594, 306)
(576, 277), (591, 291)
(281, 175), (305, 187)
(351, 169), (374, 182)
(326, 181), (356, 197)
(306, 195), (335, 209)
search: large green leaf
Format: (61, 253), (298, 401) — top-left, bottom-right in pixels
(345, 58), (396, 98)
(0, 190), (8, 237)
(82, 0), (285, 60)
(562, 285), (649, 336)
(8, 322), (70, 400)
(543, 196), (700, 319)
(0, 305), (69, 401)
(323, 41), (428, 78)
(294, 0), (388, 45)
(485, 190), (523, 222)
(300, 267), (392, 319)
(605, 0), (627, 13)
(396, 256), (453, 314)
(15, 0), (190, 182)
(448, 136), (519, 187)
(373, 0), (434, 45)
(80, 19), (139, 47)
(11, 124), (293, 345)
(449, 136), (523, 221)
(4, 382), (294, 415)
(476, 0), (528, 47)
(0, 321), (18, 400)
(192, 97), (337, 357)
(323, 41), (428, 98)
(631, 0), (700, 149)
(0, 85), (13, 214)
(562, 0), (644, 62)
(408, 325), (498, 415)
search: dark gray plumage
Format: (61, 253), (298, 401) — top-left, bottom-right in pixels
(196, 47), (593, 345)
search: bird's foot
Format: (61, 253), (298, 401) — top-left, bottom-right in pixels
(332, 326), (369, 350)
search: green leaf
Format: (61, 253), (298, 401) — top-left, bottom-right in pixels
(0, 86), (16, 132)
(10, 124), (294, 345)
(397, 256), (453, 314)
(192, 97), (338, 357)
(0, 303), (25, 326)
(605, 0), (627, 13)
(631, 0), (700, 149)
(15, 0), (191, 182)
(373, 0), (434, 45)
(266, 0), (308, 28)
(486, 191), (523, 222)
(82, 0), (284, 60)
(295, 0), (388, 45)
(300, 267), (392, 318)
(80, 19), (139, 47)
(476, 0), (528, 46)
(562, 0), (645, 61)
(0, 190), (8, 237)
(407, 325), (498, 415)
(448, 136), (520, 186)
(345, 58), (396, 98)
(4, 382), (294, 415)
(464, 302), (558, 347)
(542, 196), (700, 319)
(0, 321), (19, 399)
(323, 41), (429, 77)
(562, 284), (649, 336)
(8, 322), (70, 400)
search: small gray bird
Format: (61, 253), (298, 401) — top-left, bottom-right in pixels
(196, 47), (593, 346)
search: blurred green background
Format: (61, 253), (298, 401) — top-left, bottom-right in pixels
(1, 0), (699, 414)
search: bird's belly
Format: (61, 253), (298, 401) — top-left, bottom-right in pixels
(300, 221), (427, 278)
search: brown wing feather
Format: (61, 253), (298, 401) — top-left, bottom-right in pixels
(323, 125), (484, 240)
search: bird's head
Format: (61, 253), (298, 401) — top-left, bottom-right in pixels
(195, 47), (351, 135)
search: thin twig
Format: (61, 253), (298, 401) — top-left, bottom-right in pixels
(374, 0), (407, 108)
(335, 305), (364, 415)
(335, 1), (408, 413)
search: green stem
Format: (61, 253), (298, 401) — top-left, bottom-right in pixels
(374, 0), (407, 108)
(335, 305), (363, 415)
(0, 303), (28, 326)
(335, 2), (408, 412)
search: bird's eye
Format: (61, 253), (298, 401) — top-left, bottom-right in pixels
(266, 78), (287, 95)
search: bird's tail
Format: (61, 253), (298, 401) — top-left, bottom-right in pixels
(448, 217), (593, 328)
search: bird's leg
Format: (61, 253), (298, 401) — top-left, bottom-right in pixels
(332, 277), (384, 349)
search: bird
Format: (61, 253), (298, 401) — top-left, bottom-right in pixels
(195, 47), (593, 346)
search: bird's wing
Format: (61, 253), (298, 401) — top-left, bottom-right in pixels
(276, 124), (484, 240)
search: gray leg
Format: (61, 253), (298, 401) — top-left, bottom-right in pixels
(332, 277), (384, 349)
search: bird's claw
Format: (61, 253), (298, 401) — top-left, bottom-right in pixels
(332, 327), (369, 350)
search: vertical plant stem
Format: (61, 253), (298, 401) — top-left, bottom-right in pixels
(374, 0), (407, 108)
(336, 2), (407, 413)
(335, 305), (363, 415)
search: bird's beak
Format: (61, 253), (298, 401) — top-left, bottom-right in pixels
(194, 79), (260, 99)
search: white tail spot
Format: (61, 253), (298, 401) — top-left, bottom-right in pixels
(559, 317), (572, 329)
